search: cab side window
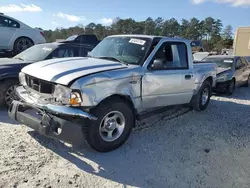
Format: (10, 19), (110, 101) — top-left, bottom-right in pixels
(152, 42), (188, 69)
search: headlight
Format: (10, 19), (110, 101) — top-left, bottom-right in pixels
(19, 72), (27, 86)
(53, 85), (82, 106)
(217, 73), (230, 82)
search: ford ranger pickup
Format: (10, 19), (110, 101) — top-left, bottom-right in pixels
(8, 35), (217, 152)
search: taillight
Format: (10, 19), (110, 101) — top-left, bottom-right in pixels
(40, 31), (45, 38)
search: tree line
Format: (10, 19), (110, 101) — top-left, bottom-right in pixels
(43, 17), (234, 52)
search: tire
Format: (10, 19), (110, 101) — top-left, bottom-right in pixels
(191, 81), (212, 111)
(0, 79), (19, 108)
(243, 75), (250, 87)
(226, 79), (235, 95)
(83, 97), (134, 152)
(13, 37), (34, 55)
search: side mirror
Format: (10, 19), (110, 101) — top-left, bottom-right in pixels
(150, 59), (166, 70)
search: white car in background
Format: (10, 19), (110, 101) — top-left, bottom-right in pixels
(0, 13), (46, 55)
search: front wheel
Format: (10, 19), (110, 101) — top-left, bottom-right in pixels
(191, 81), (212, 111)
(83, 98), (134, 152)
(0, 79), (19, 108)
(226, 80), (235, 95)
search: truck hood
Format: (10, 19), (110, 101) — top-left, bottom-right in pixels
(21, 57), (127, 85)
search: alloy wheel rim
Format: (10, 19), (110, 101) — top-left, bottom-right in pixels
(99, 111), (125, 142)
(201, 87), (209, 105)
(5, 86), (17, 106)
(17, 39), (32, 53)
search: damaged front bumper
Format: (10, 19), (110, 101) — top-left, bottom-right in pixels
(8, 86), (97, 144)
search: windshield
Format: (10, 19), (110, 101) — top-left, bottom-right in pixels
(89, 36), (151, 65)
(13, 44), (57, 61)
(204, 57), (233, 68)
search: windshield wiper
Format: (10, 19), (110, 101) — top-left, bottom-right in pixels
(96, 56), (128, 65)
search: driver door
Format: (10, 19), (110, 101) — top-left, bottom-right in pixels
(142, 40), (195, 109)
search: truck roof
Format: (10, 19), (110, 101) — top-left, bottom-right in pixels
(108, 34), (189, 42)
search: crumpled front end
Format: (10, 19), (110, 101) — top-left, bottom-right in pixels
(8, 86), (97, 144)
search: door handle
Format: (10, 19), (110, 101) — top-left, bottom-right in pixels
(185, 75), (192, 80)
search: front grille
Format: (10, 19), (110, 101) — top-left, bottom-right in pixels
(25, 75), (55, 94)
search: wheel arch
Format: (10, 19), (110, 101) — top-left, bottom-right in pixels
(96, 94), (138, 115)
(204, 76), (213, 86)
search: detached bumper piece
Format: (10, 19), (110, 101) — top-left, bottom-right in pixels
(8, 100), (91, 144)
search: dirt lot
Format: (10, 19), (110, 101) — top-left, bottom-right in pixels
(1, 88), (250, 188)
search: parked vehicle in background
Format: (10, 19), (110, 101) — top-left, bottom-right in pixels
(0, 41), (94, 107)
(203, 55), (250, 95)
(221, 48), (233, 55)
(65, 34), (101, 47)
(193, 52), (210, 61)
(190, 40), (204, 53)
(233, 26), (250, 56)
(0, 13), (46, 55)
(9, 35), (217, 152)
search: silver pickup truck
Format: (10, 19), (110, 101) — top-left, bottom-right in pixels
(9, 35), (217, 152)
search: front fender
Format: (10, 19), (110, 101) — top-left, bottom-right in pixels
(71, 76), (142, 110)
(0, 72), (19, 81)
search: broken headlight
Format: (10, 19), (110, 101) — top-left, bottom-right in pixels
(53, 85), (82, 106)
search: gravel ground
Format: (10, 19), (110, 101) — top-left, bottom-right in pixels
(1, 87), (250, 188)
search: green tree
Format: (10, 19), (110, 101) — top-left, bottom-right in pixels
(155, 17), (164, 35)
(186, 17), (201, 40)
(144, 17), (156, 35)
(42, 16), (229, 50)
(162, 18), (180, 37)
(180, 19), (189, 38)
(222, 25), (233, 48)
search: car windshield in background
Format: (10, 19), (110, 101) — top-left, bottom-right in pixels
(203, 57), (233, 68)
(66, 35), (78, 41)
(89, 36), (151, 65)
(191, 41), (202, 47)
(13, 44), (57, 61)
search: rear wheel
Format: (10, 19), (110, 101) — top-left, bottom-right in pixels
(0, 79), (19, 108)
(83, 98), (134, 152)
(191, 80), (212, 111)
(13, 37), (34, 55)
